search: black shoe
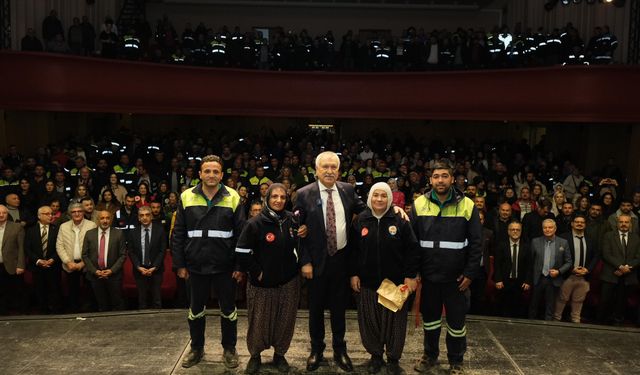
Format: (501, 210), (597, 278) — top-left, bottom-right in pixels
(334, 351), (354, 372)
(245, 355), (261, 374)
(181, 348), (204, 368)
(273, 354), (290, 373)
(307, 352), (324, 372)
(386, 359), (405, 375)
(366, 355), (385, 374)
(223, 348), (239, 369)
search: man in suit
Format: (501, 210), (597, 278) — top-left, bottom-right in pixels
(82, 210), (126, 311)
(598, 213), (640, 324)
(56, 202), (97, 312)
(0, 204), (25, 314)
(526, 218), (572, 320)
(294, 151), (368, 372)
(494, 221), (531, 318)
(128, 206), (167, 309)
(25, 205), (62, 314)
(554, 214), (599, 323)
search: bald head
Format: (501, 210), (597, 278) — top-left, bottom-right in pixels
(5, 193), (19, 208)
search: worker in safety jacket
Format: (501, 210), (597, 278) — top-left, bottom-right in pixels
(412, 161), (482, 375)
(172, 155), (246, 370)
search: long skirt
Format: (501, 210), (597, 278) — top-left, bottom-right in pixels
(246, 275), (301, 356)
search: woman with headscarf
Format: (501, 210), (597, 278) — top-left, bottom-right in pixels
(235, 183), (301, 374)
(350, 182), (420, 375)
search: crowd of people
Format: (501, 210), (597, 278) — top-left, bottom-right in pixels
(1, 126), (639, 373)
(20, 10), (620, 71)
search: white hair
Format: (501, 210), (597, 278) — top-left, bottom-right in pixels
(315, 151), (340, 170)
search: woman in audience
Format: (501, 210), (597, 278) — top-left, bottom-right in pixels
(100, 173), (127, 204)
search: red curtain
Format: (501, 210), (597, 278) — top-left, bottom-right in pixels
(1, 51), (639, 122)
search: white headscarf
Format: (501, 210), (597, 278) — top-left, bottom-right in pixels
(367, 182), (393, 219)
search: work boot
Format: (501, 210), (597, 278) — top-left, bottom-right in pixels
(386, 358), (405, 375)
(223, 348), (239, 369)
(449, 364), (465, 375)
(414, 354), (439, 374)
(181, 348), (204, 368)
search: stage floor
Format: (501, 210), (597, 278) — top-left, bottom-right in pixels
(0, 310), (638, 374)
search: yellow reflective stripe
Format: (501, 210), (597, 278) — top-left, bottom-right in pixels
(447, 326), (467, 337)
(423, 319), (442, 331)
(413, 195), (474, 220)
(181, 188), (207, 207)
(188, 308), (206, 320)
(221, 308), (238, 321)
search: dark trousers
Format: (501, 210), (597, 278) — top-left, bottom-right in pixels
(529, 276), (558, 321)
(421, 280), (468, 366)
(469, 268), (487, 315)
(65, 268), (87, 311)
(32, 266), (62, 313)
(598, 279), (634, 324)
(188, 272), (237, 350)
(308, 251), (348, 354)
(496, 279), (528, 318)
(89, 274), (124, 312)
(0, 266), (26, 314)
(134, 270), (163, 309)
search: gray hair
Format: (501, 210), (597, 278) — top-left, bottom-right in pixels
(315, 151), (340, 170)
(138, 206), (152, 215)
(68, 202), (83, 213)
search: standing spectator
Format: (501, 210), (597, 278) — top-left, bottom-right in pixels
(21, 28), (44, 51)
(25, 205), (61, 314)
(411, 161), (482, 375)
(100, 21), (118, 58)
(42, 9), (64, 43)
(0, 205), (25, 314)
(128, 206), (167, 309)
(81, 16), (96, 55)
(598, 214), (640, 324)
(56, 203), (96, 312)
(68, 17), (83, 54)
(493, 221), (531, 318)
(526, 219), (572, 321)
(554, 214), (599, 323)
(172, 155), (245, 369)
(82, 210), (126, 311)
(350, 182), (419, 375)
(235, 184), (302, 374)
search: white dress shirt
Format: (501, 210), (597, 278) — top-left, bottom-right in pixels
(0, 223), (5, 263)
(318, 181), (347, 251)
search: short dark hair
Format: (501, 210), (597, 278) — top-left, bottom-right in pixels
(432, 160), (453, 174)
(573, 214), (587, 222)
(201, 155), (223, 169)
(539, 198), (552, 209)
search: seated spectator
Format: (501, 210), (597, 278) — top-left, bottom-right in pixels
(46, 33), (71, 54)
(96, 189), (120, 215)
(21, 28), (43, 51)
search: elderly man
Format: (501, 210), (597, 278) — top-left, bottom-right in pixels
(25, 205), (61, 314)
(82, 210), (126, 311)
(0, 205), (25, 314)
(526, 219), (572, 321)
(56, 202), (97, 312)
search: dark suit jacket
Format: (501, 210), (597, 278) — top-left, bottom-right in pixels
(25, 223), (60, 270)
(528, 235), (572, 287)
(82, 228), (126, 280)
(0, 221), (25, 274)
(480, 227), (494, 274)
(600, 231), (640, 285)
(494, 239), (531, 285)
(559, 231), (599, 280)
(127, 222), (167, 272)
(293, 181), (366, 276)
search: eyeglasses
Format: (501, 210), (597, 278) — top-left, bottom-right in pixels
(509, 228), (522, 231)
(71, 210), (84, 214)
